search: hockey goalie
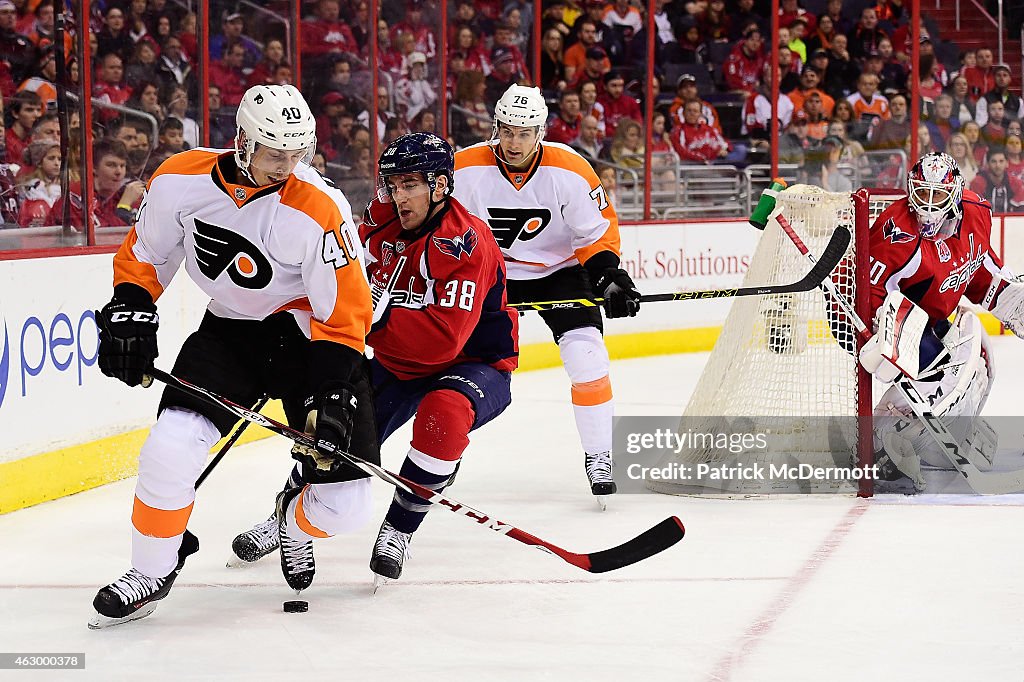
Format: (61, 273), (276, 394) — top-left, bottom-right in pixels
(859, 152), (1024, 490)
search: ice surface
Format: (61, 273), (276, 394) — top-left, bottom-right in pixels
(2, 340), (1023, 681)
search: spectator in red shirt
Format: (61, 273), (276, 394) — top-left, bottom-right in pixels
(567, 45), (611, 95)
(598, 71), (641, 138)
(209, 41), (248, 107)
(450, 26), (492, 77)
(303, 0), (358, 64)
(779, 0), (816, 33)
(391, 0), (437, 60)
(93, 53), (133, 124)
(671, 99), (731, 164)
(963, 48), (996, 102)
(5, 90), (40, 166)
(247, 39), (286, 89)
(724, 27), (766, 97)
(546, 89), (583, 144)
(48, 138), (147, 230)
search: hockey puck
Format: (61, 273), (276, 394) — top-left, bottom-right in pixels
(283, 600), (308, 613)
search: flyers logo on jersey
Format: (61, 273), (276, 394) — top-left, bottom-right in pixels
(434, 228), (478, 260)
(882, 218), (915, 245)
(486, 208), (552, 249)
(193, 218), (273, 289)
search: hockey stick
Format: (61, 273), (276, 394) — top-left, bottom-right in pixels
(509, 227), (851, 312)
(144, 367), (685, 572)
(194, 396), (270, 490)
(775, 212), (1024, 494)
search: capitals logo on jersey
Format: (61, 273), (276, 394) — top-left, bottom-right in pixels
(433, 227), (478, 260)
(485, 208), (552, 249)
(193, 218), (273, 289)
(882, 217), (916, 245)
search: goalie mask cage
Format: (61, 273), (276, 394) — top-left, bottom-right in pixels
(649, 187), (901, 498)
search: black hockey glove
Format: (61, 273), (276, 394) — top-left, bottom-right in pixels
(593, 267), (641, 319)
(96, 296), (159, 387)
(291, 382), (359, 482)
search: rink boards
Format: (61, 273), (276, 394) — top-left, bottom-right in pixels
(2, 217), (1021, 513)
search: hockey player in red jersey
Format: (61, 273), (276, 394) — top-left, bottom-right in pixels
(453, 84), (642, 509)
(230, 133), (519, 588)
(89, 85), (378, 628)
(857, 152), (1024, 489)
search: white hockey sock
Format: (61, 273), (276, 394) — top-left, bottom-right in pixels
(132, 408), (219, 578)
(558, 327), (614, 455)
(287, 478), (373, 541)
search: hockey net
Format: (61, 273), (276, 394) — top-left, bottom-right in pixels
(648, 187), (899, 497)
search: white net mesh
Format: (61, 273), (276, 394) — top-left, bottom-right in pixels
(648, 186), (896, 495)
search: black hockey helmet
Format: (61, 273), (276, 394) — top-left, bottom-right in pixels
(377, 132), (455, 200)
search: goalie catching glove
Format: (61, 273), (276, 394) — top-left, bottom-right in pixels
(988, 271), (1024, 340)
(96, 284), (160, 387)
(291, 382), (359, 483)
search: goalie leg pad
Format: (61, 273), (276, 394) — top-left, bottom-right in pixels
(872, 311), (996, 470)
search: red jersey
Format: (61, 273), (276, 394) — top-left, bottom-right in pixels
(302, 19), (358, 57)
(546, 113), (583, 145)
(598, 93), (642, 139)
(360, 196), (519, 380)
(724, 44), (765, 95)
(868, 192), (1006, 325)
(670, 120), (729, 162)
(390, 22), (438, 60)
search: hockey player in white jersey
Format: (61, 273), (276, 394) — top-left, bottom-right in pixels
(88, 84), (378, 628)
(453, 84), (641, 508)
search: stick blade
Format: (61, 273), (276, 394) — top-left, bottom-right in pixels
(585, 517), (685, 573)
(802, 227), (852, 285)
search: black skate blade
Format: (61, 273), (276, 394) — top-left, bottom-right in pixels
(87, 602), (159, 630)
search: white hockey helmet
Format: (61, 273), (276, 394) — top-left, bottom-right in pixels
(491, 84), (548, 161)
(907, 151), (965, 239)
(235, 84), (316, 182)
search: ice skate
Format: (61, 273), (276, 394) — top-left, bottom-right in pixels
(585, 451), (616, 510)
(276, 488), (315, 592)
(369, 520), (412, 594)
(227, 514), (279, 567)
(88, 530), (199, 629)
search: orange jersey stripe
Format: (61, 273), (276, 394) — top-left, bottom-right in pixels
(131, 496), (194, 538)
(571, 376), (613, 406)
(295, 487), (331, 538)
(538, 146), (622, 263)
(113, 227), (164, 301)
(454, 143), (498, 170)
(280, 179), (372, 353)
(147, 148), (221, 189)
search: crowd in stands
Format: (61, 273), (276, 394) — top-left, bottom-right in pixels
(3, 0), (1024, 232)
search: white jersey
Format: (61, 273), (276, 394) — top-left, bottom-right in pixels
(113, 148), (372, 351)
(453, 141), (620, 280)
